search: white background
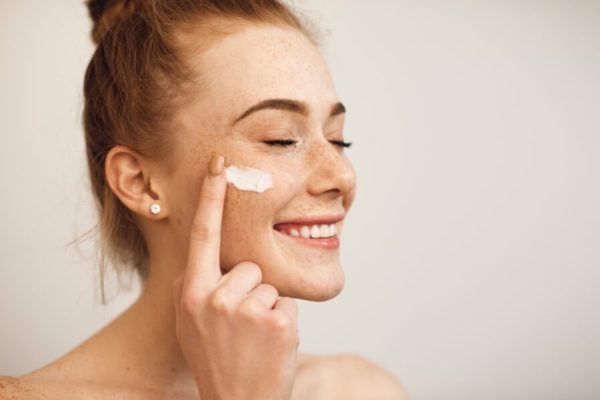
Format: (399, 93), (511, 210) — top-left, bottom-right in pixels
(1, 1), (599, 399)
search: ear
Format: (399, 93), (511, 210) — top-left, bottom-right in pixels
(105, 145), (169, 220)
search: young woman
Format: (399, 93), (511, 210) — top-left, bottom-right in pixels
(1, 0), (408, 398)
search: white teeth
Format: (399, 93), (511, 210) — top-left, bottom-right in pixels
(300, 226), (311, 238)
(310, 225), (321, 238)
(286, 223), (337, 239)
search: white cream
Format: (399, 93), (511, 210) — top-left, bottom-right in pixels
(225, 165), (273, 193)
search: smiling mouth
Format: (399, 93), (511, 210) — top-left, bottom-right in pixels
(275, 223), (337, 239)
(273, 216), (343, 250)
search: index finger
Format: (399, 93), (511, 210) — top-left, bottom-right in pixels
(184, 154), (227, 286)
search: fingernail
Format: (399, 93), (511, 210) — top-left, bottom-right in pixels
(209, 153), (225, 176)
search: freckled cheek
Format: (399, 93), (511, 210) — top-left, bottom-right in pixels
(220, 171), (299, 236)
(219, 187), (275, 269)
(222, 187), (279, 234)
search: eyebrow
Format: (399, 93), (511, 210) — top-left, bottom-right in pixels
(232, 98), (346, 125)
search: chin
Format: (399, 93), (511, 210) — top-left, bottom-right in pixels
(278, 265), (346, 302)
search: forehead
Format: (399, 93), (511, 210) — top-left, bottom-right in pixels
(185, 24), (338, 123)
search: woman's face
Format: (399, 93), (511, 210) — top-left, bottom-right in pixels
(162, 23), (356, 301)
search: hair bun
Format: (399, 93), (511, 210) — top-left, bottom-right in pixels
(86, 0), (147, 45)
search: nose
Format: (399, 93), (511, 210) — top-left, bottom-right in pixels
(306, 139), (356, 208)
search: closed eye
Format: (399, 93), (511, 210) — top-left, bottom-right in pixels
(264, 139), (297, 147)
(264, 139), (352, 148)
(329, 139), (352, 148)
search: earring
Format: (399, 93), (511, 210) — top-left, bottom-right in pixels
(149, 203), (161, 215)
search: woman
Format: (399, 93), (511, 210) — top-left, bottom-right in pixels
(1, 0), (408, 398)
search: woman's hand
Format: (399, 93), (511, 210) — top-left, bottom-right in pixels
(172, 155), (299, 400)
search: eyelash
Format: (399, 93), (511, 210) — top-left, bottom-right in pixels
(264, 139), (353, 148)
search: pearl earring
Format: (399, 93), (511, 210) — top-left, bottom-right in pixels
(149, 203), (161, 215)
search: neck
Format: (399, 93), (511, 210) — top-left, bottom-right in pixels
(124, 253), (192, 371)
(84, 253), (196, 390)
(131, 268), (189, 370)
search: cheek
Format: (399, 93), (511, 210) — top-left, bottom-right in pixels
(165, 173), (205, 252)
(219, 167), (300, 267)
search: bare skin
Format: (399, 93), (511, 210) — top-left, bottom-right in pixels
(0, 22), (409, 400)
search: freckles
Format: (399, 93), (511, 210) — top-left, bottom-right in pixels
(224, 186), (245, 212)
(225, 186), (273, 216)
(223, 187), (268, 237)
(221, 186), (275, 262)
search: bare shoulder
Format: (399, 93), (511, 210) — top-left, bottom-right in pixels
(0, 375), (48, 399)
(0, 374), (88, 400)
(0, 375), (39, 400)
(327, 354), (410, 399)
(0, 374), (133, 400)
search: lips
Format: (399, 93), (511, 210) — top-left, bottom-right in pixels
(273, 215), (344, 250)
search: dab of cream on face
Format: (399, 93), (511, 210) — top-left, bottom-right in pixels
(225, 165), (273, 193)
